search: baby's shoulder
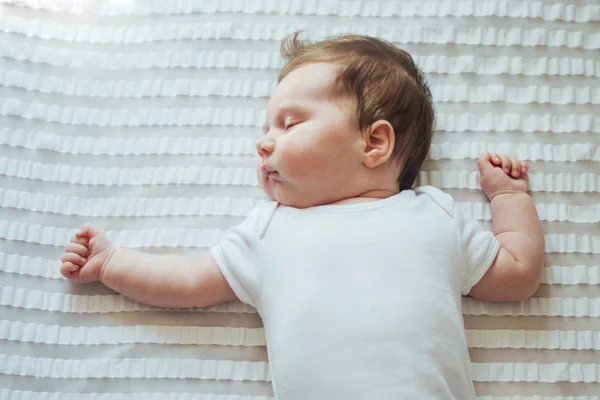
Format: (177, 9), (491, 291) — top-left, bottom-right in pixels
(414, 186), (455, 219)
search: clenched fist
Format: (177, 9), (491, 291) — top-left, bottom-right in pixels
(61, 224), (115, 283)
(477, 152), (529, 201)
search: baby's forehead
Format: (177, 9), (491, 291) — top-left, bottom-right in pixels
(274, 63), (340, 100)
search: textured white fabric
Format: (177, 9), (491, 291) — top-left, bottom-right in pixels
(1, 0), (599, 398)
(211, 187), (499, 399)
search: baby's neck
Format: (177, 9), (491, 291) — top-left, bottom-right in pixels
(327, 188), (400, 206)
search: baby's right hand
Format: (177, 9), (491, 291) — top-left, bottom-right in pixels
(61, 224), (115, 283)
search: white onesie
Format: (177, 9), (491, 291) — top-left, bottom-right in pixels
(210, 186), (499, 399)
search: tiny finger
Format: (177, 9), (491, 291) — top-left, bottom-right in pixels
(477, 152), (494, 174)
(511, 159), (522, 178)
(489, 153), (502, 166)
(70, 234), (88, 246)
(65, 242), (90, 258)
(498, 154), (512, 175)
(62, 252), (87, 266)
(60, 261), (79, 278)
(77, 223), (100, 239)
(75, 226), (90, 239)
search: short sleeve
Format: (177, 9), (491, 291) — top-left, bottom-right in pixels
(457, 211), (500, 295)
(210, 201), (277, 308)
(415, 186), (500, 295)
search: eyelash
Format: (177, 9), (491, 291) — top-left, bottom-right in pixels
(284, 121), (297, 131)
(261, 119), (300, 135)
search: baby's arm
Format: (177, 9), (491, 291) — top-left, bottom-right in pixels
(468, 152), (545, 302)
(61, 224), (236, 308)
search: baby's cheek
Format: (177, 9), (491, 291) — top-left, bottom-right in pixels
(279, 146), (319, 178)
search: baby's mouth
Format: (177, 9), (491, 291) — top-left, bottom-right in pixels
(261, 165), (281, 180)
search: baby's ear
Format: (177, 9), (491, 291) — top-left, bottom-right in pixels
(362, 120), (395, 168)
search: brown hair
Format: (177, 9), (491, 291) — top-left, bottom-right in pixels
(278, 32), (435, 191)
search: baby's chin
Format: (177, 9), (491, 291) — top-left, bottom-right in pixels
(260, 185), (319, 209)
(258, 172), (320, 208)
(259, 177), (277, 202)
(261, 184), (289, 206)
(259, 179), (295, 207)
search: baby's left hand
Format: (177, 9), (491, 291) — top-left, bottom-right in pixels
(477, 152), (529, 201)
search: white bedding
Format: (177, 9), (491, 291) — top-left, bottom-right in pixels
(0, 0), (599, 398)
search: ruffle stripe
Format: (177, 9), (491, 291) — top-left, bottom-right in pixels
(0, 286), (257, 314)
(462, 297), (600, 317)
(432, 85), (600, 105)
(0, 354), (271, 381)
(1, 285), (597, 317)
(3, 158), (599, 192)
(434, 113), (600, 133)
(477, 397), (599, 400)
(0, 390), (274, 400)
(0, 391), (595, 400)
(472, 362), (600, 383)
(3, 129), (599, 161)
(4, 70), (598, 105)
(0, 99), (269, 127)
(0, 357), (598, 383)
(454, 201), (600, 223)
(10, 0), (599, 23)
(0, 42), (597, 76)
(4, 252), (598, 285)
(4, 320), (600, 351)
(0, 189), (263, 217)
(0, 72), (275, 99)
(0, 320), (266, 346)
(0, 253), (64, 279)
(543, 265), (600, 285)
(431, 142), (600, 162)
(544, 234), (600, 254)
(420, 171), (600, 193)
(466, 329), (600, 350)
(0, 129), (259, 156)
(0, 220), (225, 248)
(3, 188), (596, 223)
(0, 44), (286, 70)
(0, 158), (260, 187)
(0, 221), (596, 253)
(2, 17), (598, 49)
(3, 98), (599, 132)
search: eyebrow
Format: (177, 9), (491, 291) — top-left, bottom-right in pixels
(263, 102), (310, 133)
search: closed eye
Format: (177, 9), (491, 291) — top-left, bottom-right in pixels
(284, 121), (300, 131)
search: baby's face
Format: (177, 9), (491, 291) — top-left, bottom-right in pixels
(257, 63), (364, 208)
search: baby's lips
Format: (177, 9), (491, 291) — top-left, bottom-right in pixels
(260, 163), (275, 173)
(260, 165), (280, 178)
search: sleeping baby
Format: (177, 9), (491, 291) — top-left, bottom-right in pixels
(61, 33), (545, 399)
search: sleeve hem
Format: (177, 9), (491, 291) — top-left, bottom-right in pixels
(210, 246), (256, 307)
(461, 238), (500, 296)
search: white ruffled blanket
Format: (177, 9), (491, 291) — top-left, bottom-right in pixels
(1, 0), (599, 398)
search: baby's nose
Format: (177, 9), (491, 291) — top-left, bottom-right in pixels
(256, 137), (275, 157)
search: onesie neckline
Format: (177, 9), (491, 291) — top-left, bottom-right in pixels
(307, 189), (413, 213)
